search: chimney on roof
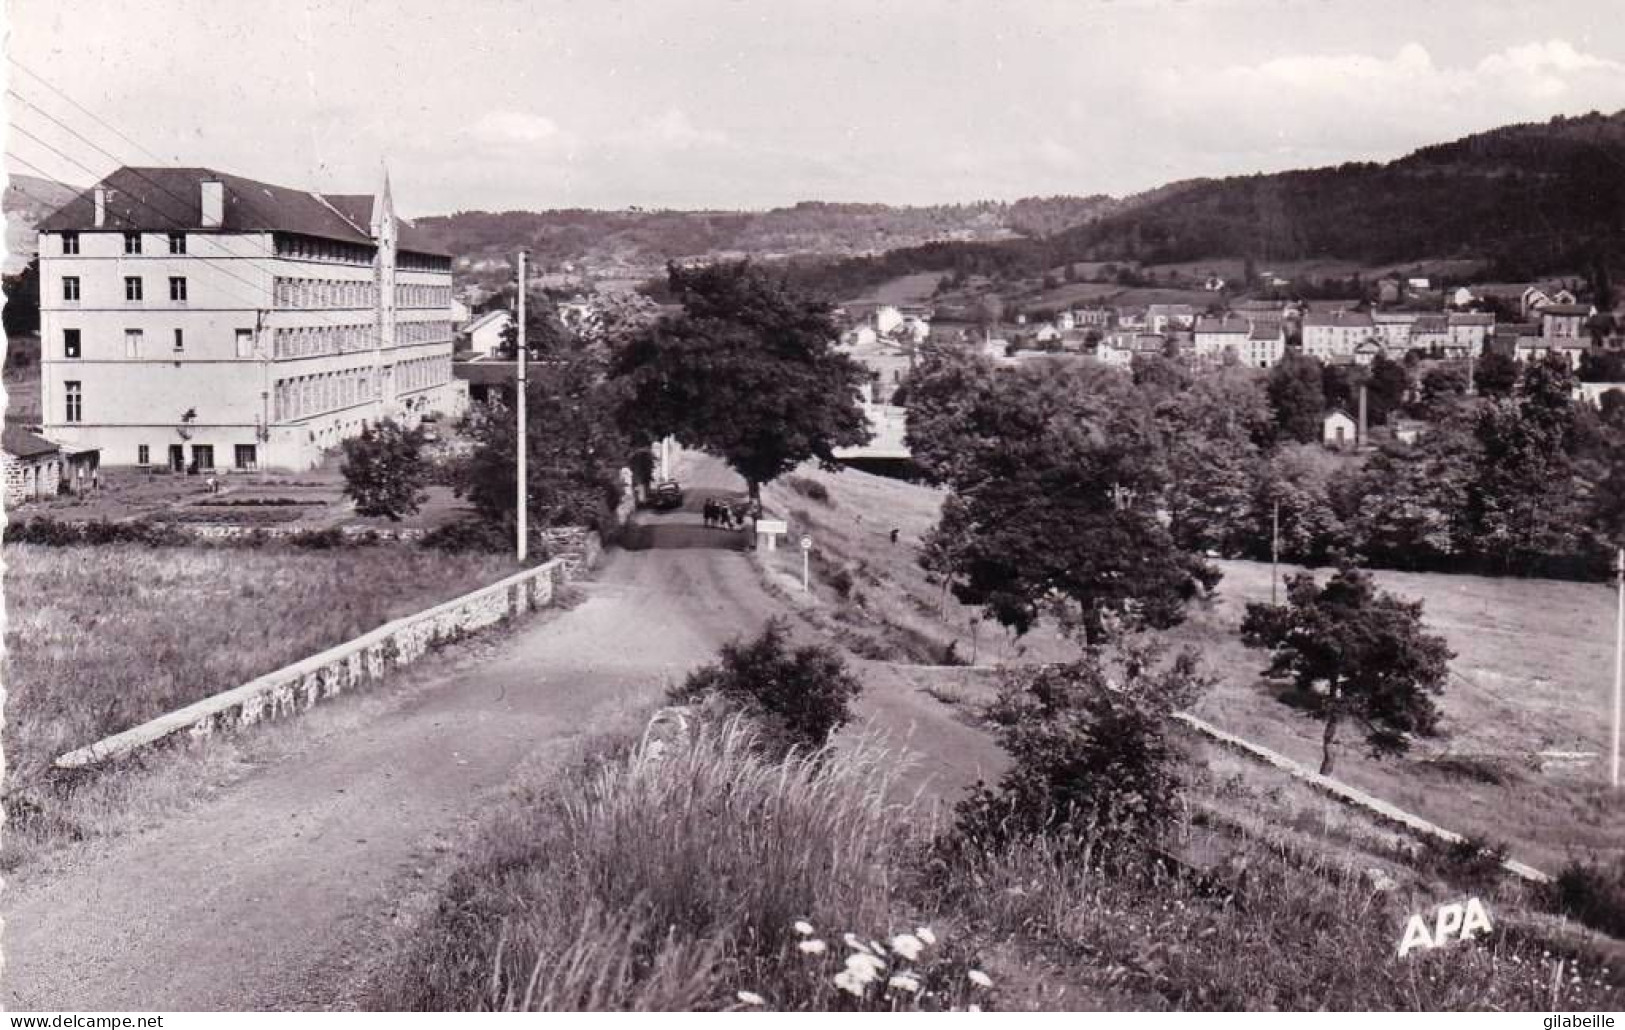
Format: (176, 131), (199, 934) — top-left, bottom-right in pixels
(93, 187), (106, 228)
(200, 179), (224, 228)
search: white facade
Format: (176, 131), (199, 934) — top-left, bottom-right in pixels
(38, 170), (462, 472)
(462, 310), (513, 358)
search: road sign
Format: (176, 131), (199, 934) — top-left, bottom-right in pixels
(801, 535), (812, 551)
(756, 519), (788, 535)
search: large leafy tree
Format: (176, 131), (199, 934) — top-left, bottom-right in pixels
(340, 418), (428, 521)
(609, 261), (870, 501)
(908, 353), (1218, 641)
(1267, 351), (1326, 443)
(1241, 566), (1453, 775)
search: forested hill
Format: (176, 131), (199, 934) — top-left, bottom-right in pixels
(792, 110), (1625, 297)
(411, 195), (1119, 274)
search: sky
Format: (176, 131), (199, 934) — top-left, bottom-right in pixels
(6, 0), (1625, 217)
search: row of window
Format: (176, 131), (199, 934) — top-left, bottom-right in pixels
(274, 324), (376, 359)
(273, 233), (374, 266)
(275, 367), (378, 421)
(397, 320), (453, 346)
(398, 251), (452, 273)
(273, 276), (378, 309)
(59, 327), (255, 359)
(396, 283), (452, 309)
(135, 443), (257, 472)
(59, 231), (188, 256)
(60, 275), (191, 303)
(396, 354), (452, 394)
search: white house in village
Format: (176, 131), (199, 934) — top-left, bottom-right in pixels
(460, 310), (513, 359)
(36, 166), (462, 472)
(1322, 408), (1358, 449)
(1301, 311), (1375, 361)
(1192, 315), (1249, 363)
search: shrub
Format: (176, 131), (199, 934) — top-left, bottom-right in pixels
(1419, 834), (1510, 890)
(668, 618), (863, 755)
(421, 517), (512, 555)
(340, 417), (428, 520)
(953, 644), (1210, 859)
(1552, 857), (1625, 938)
(286, 527), (348, 550)
(786, 476), (833, 505)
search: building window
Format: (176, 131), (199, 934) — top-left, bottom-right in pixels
(63, 329), (81, 358)
(192, 444), (215, 471)
(125, 329), (144, 358)
(234, 444), (257, 470)
(124, 232), (141, 255)
(173, 328), (184, 351)
(138, 444), (150, 466)
(62, 232), (79, 255)
(168, 232), (186, 255)
(169, 276), (187, 302)
(125, 276), (143, 302)
(64, 381), (82, 423)
(63, 276), (80, 301)
(235, 328), (254, 358)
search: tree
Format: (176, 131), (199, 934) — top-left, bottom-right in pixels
(459, 346), (628, 535)
(609, 261), (870, 502)
(1365, 355), (1411, 426)
(906, 354), (1219, 641)
(340, 418), (428, 521)
(1474, 351), (1519, 398)
(1267, 352), (1326, 444)
(1419, 363), (1470, 417)
(1241, 566), (1453, 775)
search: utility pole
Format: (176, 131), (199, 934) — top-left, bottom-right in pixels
(1271, 499), (1281, 606)
(1613, 547), (1623, 789)
(516, 250), (528, 563)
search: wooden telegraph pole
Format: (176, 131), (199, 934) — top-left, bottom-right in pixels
(516, 250), (528, 563)
(1613, 547), (1623, 789)
(1271, 499), (1281, 606)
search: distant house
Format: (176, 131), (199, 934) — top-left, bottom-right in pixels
(1116, 307), (1149, 330)
(1147, 304), (1197, 333)
(1301, 310), (1375, 361)
(1193, 315), (1249, 364)
(1032, 323), (1062, 345)
(871, 305), (904, 336)
(1071, 306), (1114, 329)
(1203, 275), (1226, 292)
(1055, 310), (1076, 331)
(1410, 314), (1450, 354)
(1540, 303), (1593, 342)
(1393, 418), (1429, 445)
(841, 325), (879, 348)
(1322, 408), (1358, 449)
(1445, 312), (1495, 358)
(460, 310), (513, 359)
(1094, 332), (1136, 368)
(1244, 324), (1284, 368)
(1450, 286), (1476, 309)
(1372, 311), (1417, 351)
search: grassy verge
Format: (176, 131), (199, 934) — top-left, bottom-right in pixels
(380, 704), (1625, 1010)
(3, 541), (519, 860)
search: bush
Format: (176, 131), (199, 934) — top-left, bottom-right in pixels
(7, 517), (187, 547)
(421, 517), (512, 554)
(340, 417), (428, 521)
(953, 644), (1210, 859)
(1552, 857), (1625, 939)
(786, 476), (833, 505)
(1420, 834), (1510, 890)
(668, 618), (863, 756)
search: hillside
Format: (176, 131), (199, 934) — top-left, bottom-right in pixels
(4, 173), (82, 273)
(796, 110), (1625, 298)
(412, 195), (1120, 285)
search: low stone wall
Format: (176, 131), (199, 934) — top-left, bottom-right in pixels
(175, 523), (428, 541)
(1173, 712), (1550, 884)
(55, 557), (579, 770)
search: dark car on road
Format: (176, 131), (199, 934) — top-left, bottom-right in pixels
(649, 479), (684, 510)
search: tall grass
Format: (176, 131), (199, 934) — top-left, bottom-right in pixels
(383, 716), (977, 1011)
(3, 542), (517, 857)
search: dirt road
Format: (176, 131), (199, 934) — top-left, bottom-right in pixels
(3, 458), (777, 1011)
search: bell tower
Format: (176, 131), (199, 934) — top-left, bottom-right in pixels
(370, 165), (398, 416)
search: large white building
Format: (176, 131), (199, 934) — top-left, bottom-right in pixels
(37, 166), (464, 472)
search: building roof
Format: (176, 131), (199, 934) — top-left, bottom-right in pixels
(2, 426), (60, 459)
(1248, 325), (1280, 341)
(1541, 303), (1593, 316)
(1371, 311), (1418, 325)
(1302, 311), (1375, 328)
(1448, 313), (1495, 326)
(1147, 303), (1197, 317)
(1194, 316), (1249, 334)
(38, 166), (450, 257)
(1323, 407), (1357, 424)
(1411, 315), (1448, 333)
(461, 310), (512, 334)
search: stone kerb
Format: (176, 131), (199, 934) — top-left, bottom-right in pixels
(54, 558), (570, 770)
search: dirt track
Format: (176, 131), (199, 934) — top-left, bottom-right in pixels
(3, 458), (780, 1011)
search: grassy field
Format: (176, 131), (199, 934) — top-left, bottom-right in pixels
(4, 543), (518, 790)
(760, 464), (1624, 873)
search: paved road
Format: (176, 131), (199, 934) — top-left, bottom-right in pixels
(4, 458), (773, 1011)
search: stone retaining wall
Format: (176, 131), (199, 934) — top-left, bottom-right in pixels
(55, 556), (580, 770)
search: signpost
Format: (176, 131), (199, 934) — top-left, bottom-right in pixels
(801, 535), (813, 591)
(756, 518), (788, 551)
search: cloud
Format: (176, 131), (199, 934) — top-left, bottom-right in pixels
(638, 108), (730, 148)
(469, 110), (565, 146)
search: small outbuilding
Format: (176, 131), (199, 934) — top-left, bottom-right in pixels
(1322, 408), (1358, 449)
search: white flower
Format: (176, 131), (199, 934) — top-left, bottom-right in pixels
(870, 939), (889, 956)
(833, 970), (867, 997)
(915, 926), (937, 945)
(736, 991), (766, 1007)
(888, 973), (921, 993)
(967, 969), (994, 988)
(969, 1003), (982, 1012)
(798, 939), (827, 955)
(890, 933), (924, 961)
(843, 933), (871, 953)
(845, 952), (886, 983)
(793, 920), (815, 936)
